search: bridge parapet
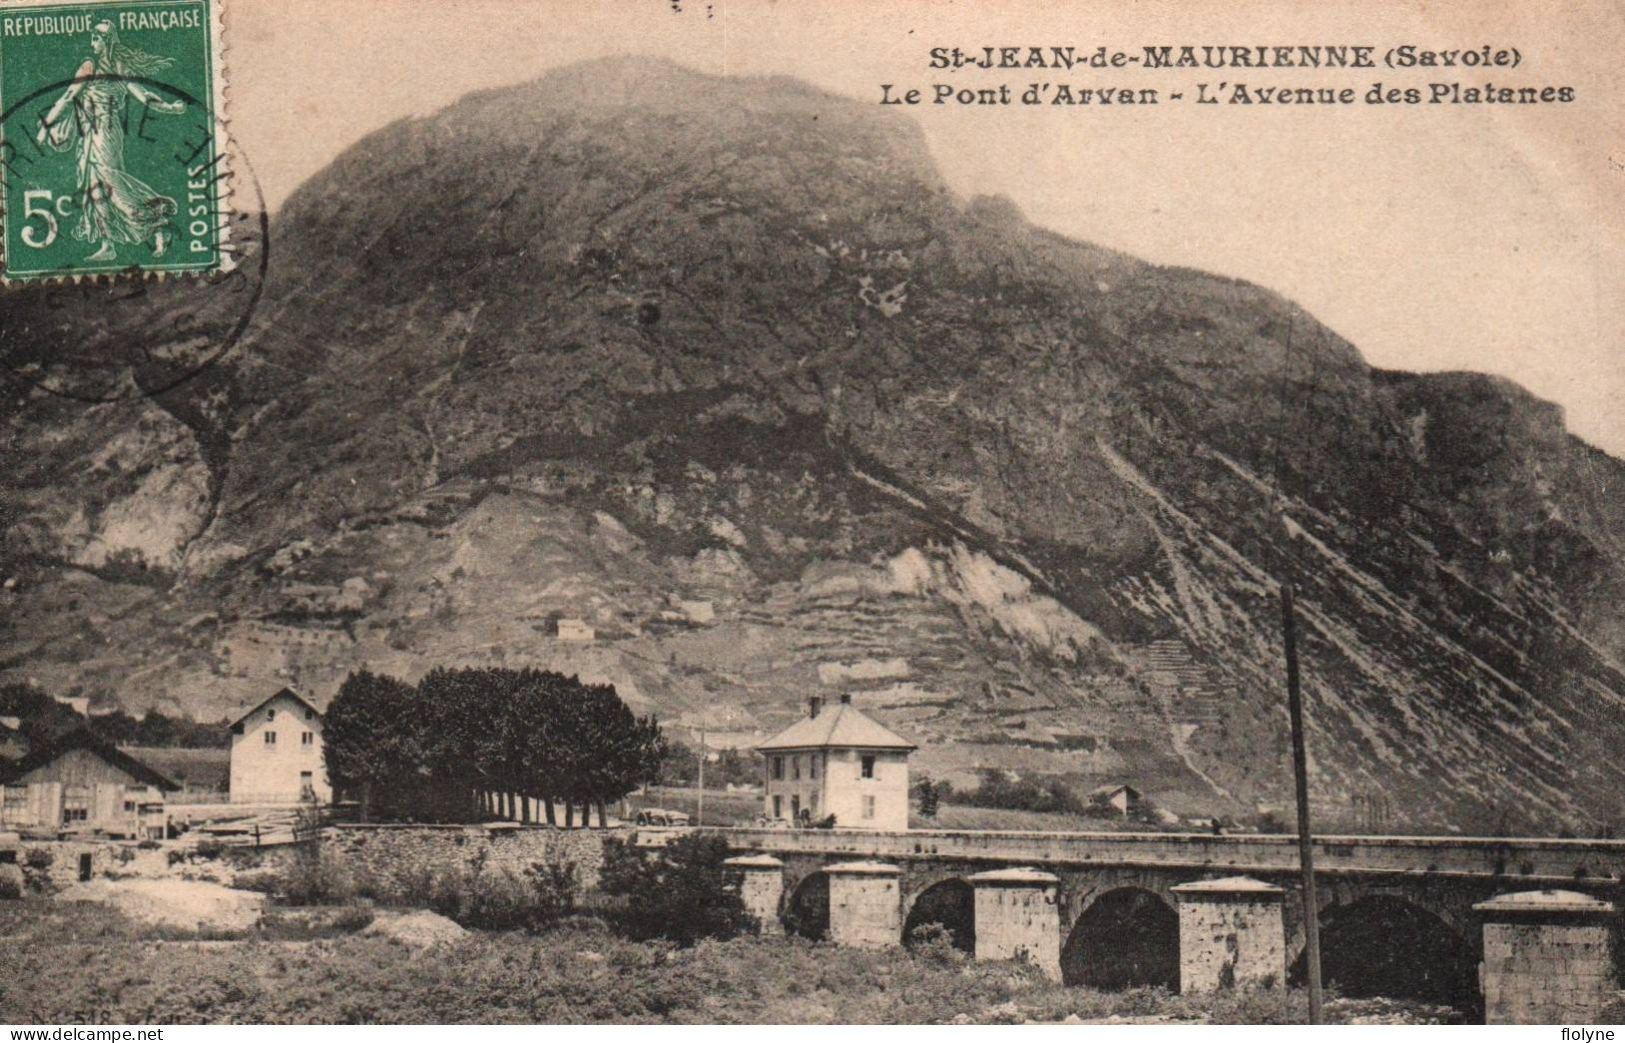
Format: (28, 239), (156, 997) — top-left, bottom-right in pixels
(700, 827), (1625, 883)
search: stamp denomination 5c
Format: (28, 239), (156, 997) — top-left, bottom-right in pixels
(0, 0), (227, 282)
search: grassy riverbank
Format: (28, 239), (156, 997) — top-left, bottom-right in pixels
(0, 899), (1459, 1025)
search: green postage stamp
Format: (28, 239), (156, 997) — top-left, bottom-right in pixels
(0, 0), (228, 281)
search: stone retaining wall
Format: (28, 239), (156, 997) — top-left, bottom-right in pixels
(316, 824), (613, 892)
(13, 840), (168, 891)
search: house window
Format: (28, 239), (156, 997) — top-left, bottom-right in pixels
(772, 795), (782, 818)
(301, 731), (314, 746)
(123, 800), (136, 813)
(862, 795), (876, 820)
(300, 771), (314, 797)
(264, 731), (277, 745)
(305, 708), (316, 721)
(792, 757), (800, 781)
(267, 709), (275, 721)
(771, 756), (783, 781)
(810, 756), (818, 780)
(860, 755), (875, 779)
(63, 785), (89, 824)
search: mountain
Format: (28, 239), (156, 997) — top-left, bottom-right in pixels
(3, 57), (1624, 833)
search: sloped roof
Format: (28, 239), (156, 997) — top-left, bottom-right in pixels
(756, 702), (916, 752)
(0, 728), (179, 791)
(229, 687), (325, 729)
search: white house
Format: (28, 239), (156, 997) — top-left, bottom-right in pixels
(229, 687), (331, 804)
(756, 694), (915, 831)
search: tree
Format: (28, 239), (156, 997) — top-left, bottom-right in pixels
(324, 669), (419, 821)
(581, 688), (666, 827)
(659, 740), (698, 786)
(0, 682), (80, 747)
(599, 833), (751, 944)
(547, 675), (665, 827)
(324, 665), (665, 826)
(914, 776), (943, 818)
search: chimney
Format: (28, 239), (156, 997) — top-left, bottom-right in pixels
(840, 693), (852, 705)
(809, 695), (823, 718)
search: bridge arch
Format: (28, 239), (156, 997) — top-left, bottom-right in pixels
(784, 870), (831, 940)
(1290, 893), (1479, 1012)
(903, 877), (976, 952)
(1062, 886), (1179, 990)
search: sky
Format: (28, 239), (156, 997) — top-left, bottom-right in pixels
(228, 0), (1625, 455)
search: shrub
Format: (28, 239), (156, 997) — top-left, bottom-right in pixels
(166, 850), (187, 867)
(221, 846), (263, 869)
(599, 833), (750, 945)
(23, 848), (52, 870)
(455, 869), (538, 930)
(346, 854), (576, 932)
(907, 922), (966, 966)
(233, 870), (283, 895)
(0, 864), (23, 899)
(193, 838), (226, 860)
(278, 846), (356, 906)
(953, 769), (1088, 816)
(137, 839), (161, 850)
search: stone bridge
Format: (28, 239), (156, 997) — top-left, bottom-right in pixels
(677, 827), (1625, 1023)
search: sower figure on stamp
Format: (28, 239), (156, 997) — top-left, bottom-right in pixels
(35, 20), (187, 262)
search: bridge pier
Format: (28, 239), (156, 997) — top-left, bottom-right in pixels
(1475, 890), (1618, 1025)
(826, 861), (902, 948)
(968, 868), (1062, 981)
(724, 855), (785, 934)
(1171, 876), (1287, 993)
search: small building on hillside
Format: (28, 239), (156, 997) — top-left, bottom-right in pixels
(1090, 783), (1143, 818)
(0, 729), (176, 839)
(228, 687), (331, 804)
(556, 618), (595, 642)
(756, 694), (915, 831)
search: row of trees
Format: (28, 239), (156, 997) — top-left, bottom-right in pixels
(324, 667), (666, 827)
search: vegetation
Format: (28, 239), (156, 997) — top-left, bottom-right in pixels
(236, 842), (581, 933)
(0, 899), (1459, 1024)
(323, 666), (666, 825)
(0, 681), (227, 749)
(658, 742), (760, 789)
(599, 833), (751, 945)
(915, 776), (944, 818)
(916, 771), (1173, 827)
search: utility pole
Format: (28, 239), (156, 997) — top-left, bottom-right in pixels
(697, 721), (706, 828)
(1281, 581), (1324, 1024)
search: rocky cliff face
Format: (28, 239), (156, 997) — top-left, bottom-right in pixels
(3, 58), (1623, 832)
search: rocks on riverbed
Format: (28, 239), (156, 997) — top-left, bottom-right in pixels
(55, 878), (266, 932)
(361, 910), (467, 947)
